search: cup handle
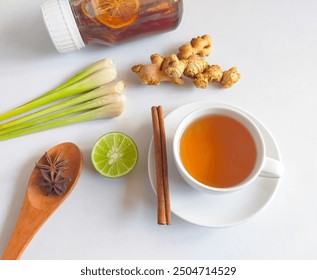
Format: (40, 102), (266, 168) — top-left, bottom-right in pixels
(259, 157), (284, 178)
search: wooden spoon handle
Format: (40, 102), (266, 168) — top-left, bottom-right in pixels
(2, 199), (46, 260)
(2, 143), (82, 259)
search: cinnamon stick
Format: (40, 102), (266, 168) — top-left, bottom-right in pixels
(151, 106), (171, 225)
(157, 106), (171, 225)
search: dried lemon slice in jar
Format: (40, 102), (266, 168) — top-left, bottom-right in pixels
(90, 0), (140, 29)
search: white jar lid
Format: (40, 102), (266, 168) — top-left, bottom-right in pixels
(41, 0), (85, 53)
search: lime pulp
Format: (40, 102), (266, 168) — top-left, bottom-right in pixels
(91, 132), (138, 178)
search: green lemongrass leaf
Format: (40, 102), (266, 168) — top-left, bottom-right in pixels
(0, 67), (117, 122)
(0, 94), (125, 135)
(0, 101), (126, 141)
(0, 81), (126, 131)
(35, 58), (116, 99)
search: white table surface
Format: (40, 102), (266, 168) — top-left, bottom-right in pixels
(0, 0), (316, 260)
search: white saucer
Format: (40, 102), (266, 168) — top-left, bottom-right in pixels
(148, 102), (282, 227)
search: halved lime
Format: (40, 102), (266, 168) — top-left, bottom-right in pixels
(91, 132), (138, 178)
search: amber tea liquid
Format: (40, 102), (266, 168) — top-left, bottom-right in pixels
(71, 0), (183, 45)
(180, 115), (257, 188)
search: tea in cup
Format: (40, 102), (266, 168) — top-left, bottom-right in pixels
(173, 105), (284, 194)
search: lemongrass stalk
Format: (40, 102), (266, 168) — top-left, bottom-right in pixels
(0, 94), (125, 135)
(35, 58), (116, 99)
(0, 100), (126, 141)
(0, 81), (126, 131)
(0, 67), (117, 122)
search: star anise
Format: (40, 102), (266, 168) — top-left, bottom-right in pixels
(36, 151), (69, 178)
(38, 169), (71, 196)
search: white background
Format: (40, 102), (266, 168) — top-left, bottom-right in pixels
(0, 0), (316, 260)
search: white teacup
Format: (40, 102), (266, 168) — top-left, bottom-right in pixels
(173, 105), (284, 194)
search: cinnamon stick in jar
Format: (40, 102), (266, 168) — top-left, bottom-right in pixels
(151, 106), (171, 225)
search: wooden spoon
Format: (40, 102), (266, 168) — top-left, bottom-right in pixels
(2, 142), (83, 260)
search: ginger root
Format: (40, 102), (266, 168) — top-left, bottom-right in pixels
(221, 67), (241, 88)
(131, 54), (184, 85)
(178, 34), (212, 60)
(131, 34), (240, 89)
(193, 65), (240, 89)
(161, 54), (209, 79)
(193, 65), (223, 89)
(161, 54), (187, 80)
(183, 55), (209, 78)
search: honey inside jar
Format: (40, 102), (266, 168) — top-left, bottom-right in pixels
(179, 115), (257, 188)
(41, 0), (183, 53)
(73, 0), (183, 45)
